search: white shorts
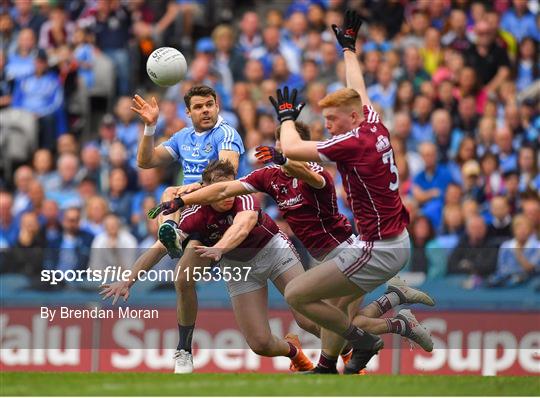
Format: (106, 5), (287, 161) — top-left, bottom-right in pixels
(310, 235), (357, 268)
(333, 229), (410, 293)
(220, 233), (300, 297)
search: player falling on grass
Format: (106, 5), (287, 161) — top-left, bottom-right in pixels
(156, 159), (319, 370)
(273, 10), (433, 373)
(101, 85), (244, 373)
(151, 122), (435, 374)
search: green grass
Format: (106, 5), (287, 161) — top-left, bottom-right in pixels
(1, 373), (538, 396)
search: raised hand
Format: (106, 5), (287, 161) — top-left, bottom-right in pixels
(269, 86), (305, 124)
(331, 9), (364, 52)
(255, 146), (287, 165)
(131, 94), (159, 126)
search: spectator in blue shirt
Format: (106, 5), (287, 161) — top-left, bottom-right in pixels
(251, 25), (301, 78)
(411, 95), (434, 145)
(489, 214), (540, 287)
(515, 37), (538, 93)
(12, 48), (66, 150)
(413, 142), (454, 230)
(107, 168), (133, 225)
(494, 126), (518, 173)
(271, 55), (303, 92)
(368, 62), (397, 115)
(0, 191), (18, 249)
(73, 27), (95, 89)
(45, 207), (93, 272)
(115, 96), (140, 167)
(46, 153), (82, 210)
(5, 28), (36, 81)
(131, 168), (166, 227)
(500, 0), (539, 42)
(90, 0), (132, 95)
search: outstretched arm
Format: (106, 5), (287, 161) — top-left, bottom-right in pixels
(332, 9), (371, 108)
(255, 145), (325, 187)
(344, 50), (372, 108)
(282, 160), (325, 189)
(181, 180), (250, 206)
(132, 95), (175, 168)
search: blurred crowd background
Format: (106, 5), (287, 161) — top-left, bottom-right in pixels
(0, 0), (539, 293)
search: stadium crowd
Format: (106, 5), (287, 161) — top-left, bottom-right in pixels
(0, 0), (539, 292)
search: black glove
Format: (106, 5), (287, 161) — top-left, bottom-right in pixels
(255, 145), (287, 165)
(269, 86), (305, 124)
(331, 9), (364, 52)
(147, 197), (185, 219)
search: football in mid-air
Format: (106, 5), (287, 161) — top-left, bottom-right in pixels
(146, 47), (187, 87)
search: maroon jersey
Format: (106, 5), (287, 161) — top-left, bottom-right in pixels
(240, 163), (352, 260)
(177, 194), (279, 261)
(317, 105), (409, 241)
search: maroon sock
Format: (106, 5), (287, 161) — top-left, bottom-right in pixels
(318, 351), (338, 369)
(374, 292), (400, 315)
(386, 318), (407, 335)
(286, 341), (298, 358)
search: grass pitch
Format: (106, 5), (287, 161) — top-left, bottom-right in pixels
(1, 373), (538, 396)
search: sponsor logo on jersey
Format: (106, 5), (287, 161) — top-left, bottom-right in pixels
(277, 194), (303, 209)
(376, 135), (390, 152)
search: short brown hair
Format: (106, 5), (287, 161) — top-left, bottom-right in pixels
(202, 160), (236, 185)
(276, 121), (311, 141)
(318, 88), (362, 110)
(184, 85), (217, 109)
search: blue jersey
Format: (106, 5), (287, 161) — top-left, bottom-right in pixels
(161, 115), (244, 184)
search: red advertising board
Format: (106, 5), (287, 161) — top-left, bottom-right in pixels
(1, 308), (538, 375)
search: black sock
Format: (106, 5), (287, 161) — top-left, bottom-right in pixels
(177, 324), (195, 352)
(341, 343), (353, 356)
(164, 220), (178, 228)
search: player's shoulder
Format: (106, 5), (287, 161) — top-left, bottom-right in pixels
(236, 193), (258, 210)
(179, 204), (203, 220)
(242, 165), (280, 179)
(361, 104), (381, 124)
(317, 129), (359, 149)
(212, 117), (241, 136)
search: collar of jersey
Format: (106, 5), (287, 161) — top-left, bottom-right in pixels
(193, 115), (224, 136)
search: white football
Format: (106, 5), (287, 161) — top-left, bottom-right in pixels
(146, 47), (188, 87)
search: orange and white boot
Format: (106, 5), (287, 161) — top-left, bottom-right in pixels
(285, 333), (314, 372)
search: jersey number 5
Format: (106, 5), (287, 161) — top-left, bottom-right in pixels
(382, 149), (399, 191)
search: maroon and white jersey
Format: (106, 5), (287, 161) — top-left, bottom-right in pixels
(239, 163), (352, 260)
(177, 194), (279, 261)
(317, 105), (409, 241)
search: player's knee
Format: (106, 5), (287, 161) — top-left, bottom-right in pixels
(175, 271), (196, 292)
(284, 281), (304, 308)
(246, 335), (273, 356)
(162, 186), (177, 201)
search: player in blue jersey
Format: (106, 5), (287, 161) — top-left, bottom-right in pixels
(103, 85), (244, 373)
